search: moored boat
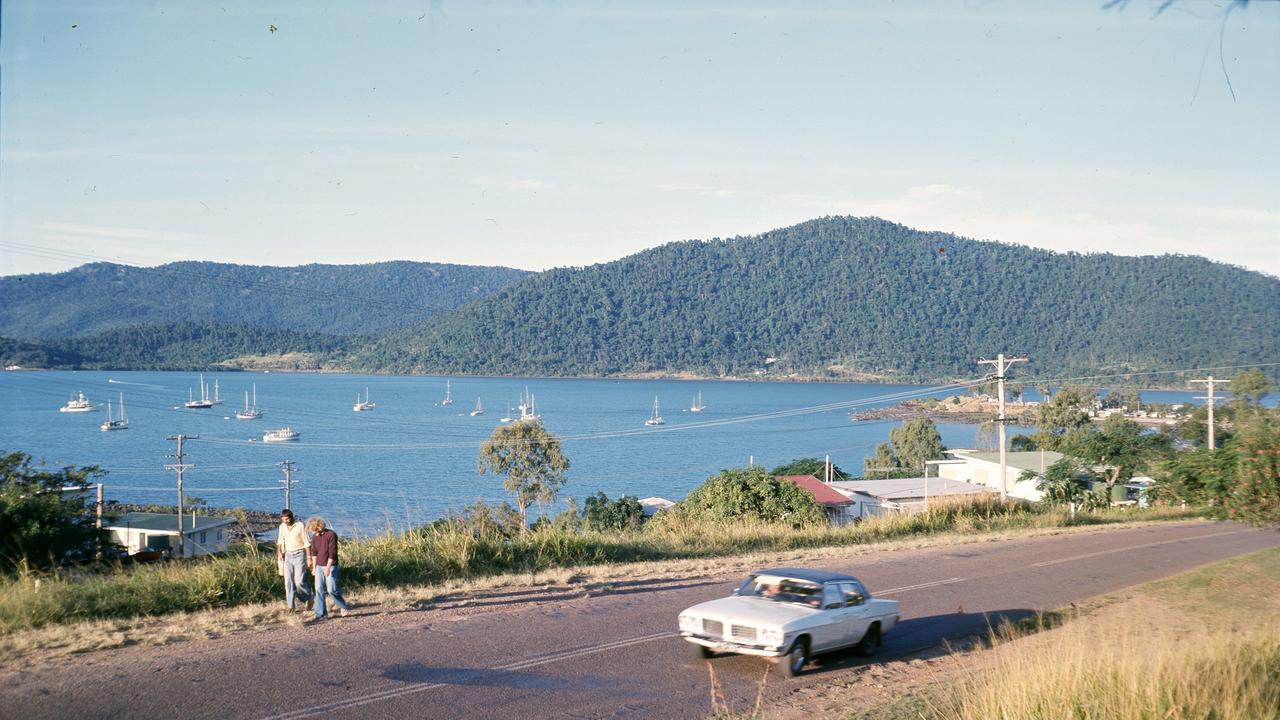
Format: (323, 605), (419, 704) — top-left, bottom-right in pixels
(60, 391), (93, 413)
(263, 427), (300, 442)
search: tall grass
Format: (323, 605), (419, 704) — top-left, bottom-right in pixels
(933, 614), (1280, 720)
(0, 499), (1200, 633)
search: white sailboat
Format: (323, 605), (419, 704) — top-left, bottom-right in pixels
(185, 373), (215, 408)
(470, 397), (484, 416)
(353, 387), (376, 412)
(690, 391), (705, 413)
(60, 391), (93, 413)
(236, 384), (263, 420)
(442, 380), (453, 406)
(101, 393), (129, 431)
(500, 404), (514, 423)
(516, 386), (540, 422)
(644, 396), (665, 426)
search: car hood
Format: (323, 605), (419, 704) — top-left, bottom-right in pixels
(682, 596), (818, 628)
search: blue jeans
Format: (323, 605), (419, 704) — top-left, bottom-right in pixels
(314, 565), (350, 618)
(283, 550), (311, 609)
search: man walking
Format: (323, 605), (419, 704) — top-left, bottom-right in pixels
(307, 516), (350, 620)
(276, 509), (312, 612)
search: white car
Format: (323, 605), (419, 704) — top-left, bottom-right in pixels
(678, 567), (900, 677)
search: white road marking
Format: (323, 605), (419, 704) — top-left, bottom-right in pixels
(876, 577), (965, 595)
(1030, 529), (1254, 568)
(256, 631), (677, 720)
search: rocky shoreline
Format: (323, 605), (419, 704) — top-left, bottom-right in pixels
(850, 396), (1038, 426)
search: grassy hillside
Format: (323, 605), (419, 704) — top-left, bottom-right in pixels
(353, 217), (1280, 381)
(0, 260), (530, 338)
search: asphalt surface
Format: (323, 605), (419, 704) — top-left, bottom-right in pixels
(3, 522), (1277, 720)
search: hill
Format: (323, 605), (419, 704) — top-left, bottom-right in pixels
(352, 217), (1280, 381)
(0, 322), (351, 371)
(0, 260), (530, 339)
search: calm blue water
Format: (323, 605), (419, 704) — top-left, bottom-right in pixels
(0, 371), (1208, 533)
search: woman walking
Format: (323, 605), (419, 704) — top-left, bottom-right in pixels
(307, 517), (350, 620)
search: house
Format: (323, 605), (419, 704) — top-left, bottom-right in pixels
(639, 496), (676, 517)
(105, 512), (235, 558)
(827, 477), (995, 517)
(776, 475), (857, 525)
(933, 449), (1068, 501)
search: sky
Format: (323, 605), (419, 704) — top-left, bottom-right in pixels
(2, 1), (1277, 277)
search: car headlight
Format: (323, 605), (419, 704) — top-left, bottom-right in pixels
(759, 627), (784, 645)
(678, 614), (700, 631)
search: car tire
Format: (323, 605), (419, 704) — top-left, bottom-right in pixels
(854, 623), (881, 657)
(695, 644), (715, 659)
(780, 638), (809, 677)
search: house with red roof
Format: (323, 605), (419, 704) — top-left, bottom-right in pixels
(776, 474), (857, 526)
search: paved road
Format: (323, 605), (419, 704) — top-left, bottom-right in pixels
(4, 522), (1276, 719)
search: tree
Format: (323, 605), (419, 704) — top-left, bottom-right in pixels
(1022, 458), (1087, 505)
(1066, 415), (1171, 504)
(865, 419), (947, 477)
(582, 492), (645, 532)
(1101, 387), (1141, 410)
(476, 419), (569, 533)
(1033, 389), (1092, 451)
(665, 466), (824, 527)
(0, 451), (106, 573)
(1221, 413), (1280, 526)
(771, 457), (852, 482)
(1230, 368), (1273, 409)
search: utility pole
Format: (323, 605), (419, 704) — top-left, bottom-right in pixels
(164, 434), (198, 559)
(95, 482), (104, 560)
(1190, 376), (1229, 450)
(280, 460), (296, 510)
(978, 353), (1028, 503)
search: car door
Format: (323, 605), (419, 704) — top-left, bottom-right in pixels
(811, 583), (855, 652)
(838, 581), (872, 646)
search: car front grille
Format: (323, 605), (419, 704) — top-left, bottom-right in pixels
(702, 619), (723, 637)
(730, 624), (758, 642)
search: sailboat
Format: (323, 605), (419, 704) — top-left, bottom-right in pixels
(516, 386), (540, 422)
(60, 391), (93, 413)
(185, 373), (215, 409)
(690, 390), (705, 413)
(236, 384), (263, 420)
(442, 379), (453, 406)
(470, 397), (485, 416)
(644, 396), (664, 426)
(101, 393), (129, 431)
(500, 404), (514, 423)
(353, 387), (376, 412)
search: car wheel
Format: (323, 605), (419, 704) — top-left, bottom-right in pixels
(854, 623), (881, 657)
(780, 638), (809, 677)
(694, 644), (715, 659)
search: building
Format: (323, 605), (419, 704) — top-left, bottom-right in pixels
(776, 475), (857, 525)
(639, 496), (676, 517)
(933, 449), (1068, 502)
(827, 477), (995, 517)
(105, 512), (235, 558)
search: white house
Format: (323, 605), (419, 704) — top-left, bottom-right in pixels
(934, 449), (1068, 502)
(105, 512), (235, 558)
(827, 477), (995, 518)
(639, 496), (676, 517)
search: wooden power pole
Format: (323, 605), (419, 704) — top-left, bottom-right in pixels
(978, 353), (1028, 502)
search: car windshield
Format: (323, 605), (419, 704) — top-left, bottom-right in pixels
(739, 575), (822, 607)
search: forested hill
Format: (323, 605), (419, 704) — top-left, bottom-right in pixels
(352, 217), (1280, 381)
(0, 260), (530, 338)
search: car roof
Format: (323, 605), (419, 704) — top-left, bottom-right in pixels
(752, 567), (860, 584)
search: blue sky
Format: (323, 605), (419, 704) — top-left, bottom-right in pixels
(2, 1), (1277, 276)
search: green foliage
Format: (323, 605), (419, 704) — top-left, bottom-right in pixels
(1034, 390), (1092, 451)
(663, 467), (825, 527)
(1156, 448), (1238, 506)
(1230, 368), (1274, 409)
(1067, 415), (1172, 495)
(0, 452), (107, 573)
(771, 457), (853, 481)
(1025, 459), (1088, 505)
(476, 419), (570, 532)
(350, 217), (1280, 380)
(1101, 387), (1142, 410)
(0, 260), (529, 339)
(582, 492), (645, 532)
(1221, 414), (1280, 526)
(865, 418), (947, 476)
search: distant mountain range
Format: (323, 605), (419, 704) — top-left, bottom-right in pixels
(0, 260), (530, 338)
(4, 218), (1277, 381)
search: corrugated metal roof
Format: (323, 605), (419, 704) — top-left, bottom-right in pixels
(104, 512), (236, 534)
(829, 478), (993, 501)
(777, 475), (854, 506)
(948, 450), (1066, 473)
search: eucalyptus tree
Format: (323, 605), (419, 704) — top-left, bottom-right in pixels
(476, 419), (569, 533)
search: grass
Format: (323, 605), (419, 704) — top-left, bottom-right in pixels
(0, 498), (1202, 638)
(855, 546), (1280, 720)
